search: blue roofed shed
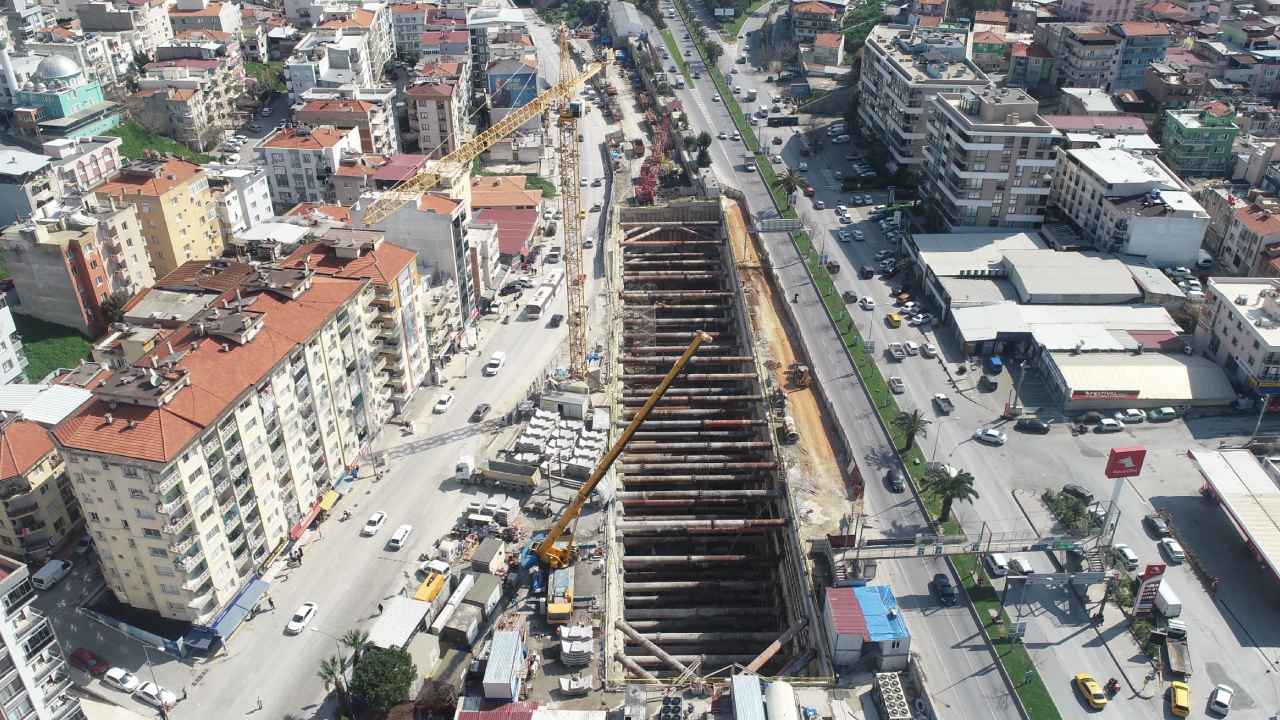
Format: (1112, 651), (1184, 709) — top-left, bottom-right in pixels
(823, 585), (910, 670)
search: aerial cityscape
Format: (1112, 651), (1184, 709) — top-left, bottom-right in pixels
(0, 0), (1276, 716)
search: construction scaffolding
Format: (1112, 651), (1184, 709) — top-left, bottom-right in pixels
(607, 201), (816, 680)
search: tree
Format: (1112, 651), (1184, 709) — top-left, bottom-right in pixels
(697, 130), (713, 148)
(99, 291), (130, 325)
(341, 628), (371, 667)
(921, 466), (979, 524)
(696, 147), (712, 167)
(350, 646), (417, 716)
(892, 409), (930, 451)
(777, 171), (804, 197)
(705, 40), (724, 64)
(317, 654), (352, 717)
(416, 679), (458, 716)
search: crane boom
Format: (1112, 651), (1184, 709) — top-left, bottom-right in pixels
(359, 52), (605, 227)
(536, 332), (712, 569)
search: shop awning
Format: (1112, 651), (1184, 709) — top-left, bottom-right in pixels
(289, 500), (323, 540)
(319, 490), (340, 512)
(210, 578), (270, 639)
(333, 476), (355, 494)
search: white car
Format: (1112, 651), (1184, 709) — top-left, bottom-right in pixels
(1097, 417), (1125, 433)
(836, 230), (850, 243)
(903, 341), (919, 356)
(836, 204), (849, 215)
(580, 178), (588, 187)
(361, 511), (386, 536)
(1115, 408), (1146, 423)
(483, 351), (506, 376)
(1209, 684), (1234, 715)
(1159, 538), (1186, 562)
(1111, 543), (1139, 570)
(134, 682), (177, 709)
(718, 131), (727, 139)
(433, 393), (454, 413)
(859, 297), (875, 310)
(286, 602), (317, 634)
(921, 343), (937, 358)
(731, 132), (741, 141)
(888, 377), (905, 394)
(104, 667), (140, 693)
(712, 94), (721, 102)
(973, 427), (1007, 446)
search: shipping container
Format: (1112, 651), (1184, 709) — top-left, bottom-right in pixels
(463, 572), (504, 618)
(482, 630), (526, 700)
(441, 603), (482, 647)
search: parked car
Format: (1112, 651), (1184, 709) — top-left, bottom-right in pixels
(134, 682), (177, 709)
(1112, 543), (1139, 570)
(548, 313), (564, 328)
(1062, 484), (1095, 504)
(973, 427), (1007, 446)
(1209, 684), (1234, 715)
(361, 511), (387, 536)
(1015, 418), (1052, 434)
(1160, 538), (1186, 562)
(888, 376), (905, 394)
(1144, 513), (1172, 537)
(1115, 408), (1147, 423)
(985, 552), (1010, 576)
(1096, 418), (1125, 433)
(921, 343), (937, 358)
(1077, 411), (1105, 425)
(1168, 681), (1191, 717)
(1148, 406), (1179, 421)
(931, 573), (957, 605)
(470, 403), (492, 423)
(432, 393), (454, 413)
(903, 341), (919, 356)
(68, 648), (109, 676)
(1009, 557), (1035, 574)
(285, 602), (317, 634)
(104, 668), (140, 693)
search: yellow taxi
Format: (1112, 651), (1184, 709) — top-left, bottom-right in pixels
(885, 313), (902, 328)
(1169, 681), (1191, 717)
(1074, 673), (1108, 710)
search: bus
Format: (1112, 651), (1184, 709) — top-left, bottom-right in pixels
(526, 286), (553, 320)
(542, 268), (564, 298)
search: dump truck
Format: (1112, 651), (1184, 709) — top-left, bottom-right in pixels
(932, 393), (954, 414)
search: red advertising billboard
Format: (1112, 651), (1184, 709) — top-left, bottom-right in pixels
(1133, 563), (1167, 616)
(1106, 446), (1147, 478)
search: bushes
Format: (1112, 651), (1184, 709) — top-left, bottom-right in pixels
(1042, 490), (1088, 534)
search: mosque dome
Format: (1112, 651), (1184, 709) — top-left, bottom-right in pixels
(33, 55), (82, 83)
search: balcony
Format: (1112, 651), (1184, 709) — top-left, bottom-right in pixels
(163, 509), (193, 535)
(171, 532), (197, 557)
(11, 607), (45, 639)
(182, 566), (210, 591)
(5, 497), (37, 519)
(186, 588), (215, 610)
(47, 694), (81, 720)
(3, 582), (35, 616)
(379, 322), (401, 339)
(158, 494), (185, 516)
(29, 649), (63, 684)
(155, 471), (180, 495)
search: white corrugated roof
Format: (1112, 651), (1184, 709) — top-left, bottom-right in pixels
(366, 596), (432, 650)
(1191, 450), (1280, 581)
(1049, 351), (1235, 402)
(0, 384), (92, 425)
(951, 302), (1182, 346)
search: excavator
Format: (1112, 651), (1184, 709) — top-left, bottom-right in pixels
(532, 332), (711, 622)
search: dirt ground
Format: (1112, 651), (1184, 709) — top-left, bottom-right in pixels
(722, 199), (854, 540)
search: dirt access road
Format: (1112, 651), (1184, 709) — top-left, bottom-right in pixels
(722, 199), (854, 538)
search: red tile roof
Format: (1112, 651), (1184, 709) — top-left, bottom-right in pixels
(282, 240), (415, 288)
(320, 8), (374, 28)
(474, 207), (538, 256)
(0, 421), (53, 481)
(97, 159), (204, 198)
(975, 9), (1009, 23)
(457, 702), (538, 720)
(260, 126), (354, 150)
(53, 275), (365, 462)
(1118, 21), (1170, 35)
(470, 175), (542, 208)
(792, 1), (836, 14)
(916, 15), (942, 26)
(814, 32), (842, 48)
(406, 80), (457, 97)
(972, 30), (1006, 43)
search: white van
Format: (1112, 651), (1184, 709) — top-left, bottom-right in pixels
(984, 552), (1010, 576)
(483, 351), (507, 376)
(388, 524), (414, 551)
(32, 559), (72, 590)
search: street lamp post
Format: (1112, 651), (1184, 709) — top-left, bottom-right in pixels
(309, 626), (347, 663)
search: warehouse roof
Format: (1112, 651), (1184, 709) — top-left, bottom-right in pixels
(913, 231), (1045, 277)
(952, 302), (1183, 347)
(1004, 250), (1139, 300)
(1191, 450), (1280, 586)
(1048, 351), (1234, 403)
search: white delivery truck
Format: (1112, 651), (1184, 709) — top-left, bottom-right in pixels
(456, 455), (476, 483)
(1155, 581), (1182, 617)
(32, 559), (72, 590)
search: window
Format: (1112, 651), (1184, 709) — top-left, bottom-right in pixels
(149, 547), (168, 558)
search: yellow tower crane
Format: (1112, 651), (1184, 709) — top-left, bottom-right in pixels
(557, 26), (589, 380)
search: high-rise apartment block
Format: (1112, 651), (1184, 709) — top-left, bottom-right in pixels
(0, 554), (84, 720)
(921, 86), (1060, 230)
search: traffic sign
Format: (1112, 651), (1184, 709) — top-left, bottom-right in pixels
(1105, 446), (1147, 478)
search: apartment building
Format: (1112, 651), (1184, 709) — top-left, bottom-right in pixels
(256, 125), (362, 208)
(205, 164), (272, 242)
(0, 414), (82, 560)
(810, 32), (844, 66)
(1035, 23), (1121, 88)
(1006, 41), (1055, 88)
(969, 31), (1008, 73)
(405, 77), (466, 157)
(285, 32), (373, 99)
(316, 3), (392, 76)
(280, 228), (430, 412)
(1197, 278), (1280, 393)
(53, 257), (396, 626)
(1144, 60), (1205, 111)
(1109, 21), (1171, 91)
(294, 86), (398, 155)
(465, 3), (524, 92)
(419, 29), (469, 63)
(41, 136), (123, 197)
(0, 148), (61, 227)
(390, 2), (431, 57)
(486, 56), (537, 124)
(134, 51), (243, 152)
(26, 26), (133, 91)
(858, 24), (988, 171)
(0, 553), (84, 720)
(168, 0), (242, 36)
(0, 300), (25, 383)
(1162, 102), (1241, 176)
(921, 86), (1060, 230)
(92, 158), (221, 278)
(1049, 146), (1209, 265)
(76, 0), (174, 61)
(791, 1), (840, 41)
(1213, 193), (1280, 275)
(5, 0), (43, 40)
(330, 153), (426, 204)
(1060, 0), (1135, 23)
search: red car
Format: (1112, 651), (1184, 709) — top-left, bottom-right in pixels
(803, 186), (816, 197)
(68, 648), (108, 676)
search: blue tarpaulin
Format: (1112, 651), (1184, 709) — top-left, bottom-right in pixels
(333, 477), (354, 494)
(210, 578), (270, 639)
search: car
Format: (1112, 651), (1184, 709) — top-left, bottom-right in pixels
(731, 132), (741, 141)
(837, 230), (850, 243)
(1077, 411), (1105, 425)
(932, 573), (958, 605)
(1148, 406), (1179, 421)
(1009, 556), (1035, 574)
(803, 186), (815, 197)
(483, 351), (506, 376)
(838, 215), (852, 224)
(921, 343), (937, 358)
(580, 178), (589, 187)
(888, 376), (905, 394)
(1165, 266), (1193, 278)
(1074, 673), (1107, 710)
(875, 249), (894, 260)
(985, 553), (1011, 576)
(432, 393), (454, 413)
(260, 107), (273, 117)
(836, 204), (849, 215)
(1112, 543), (1139, 570)
(814, 200), (825, 210)
(973, 427), (1007, 446)
(286, 602), (317, 634)
(361, 511), (387, 536)
(1014, 418), (1051, 434)
(104, 667), (140, 693)
(1160, 538), (1186, 562)
(852, 230), (865, 241)
(547, 313), (564, 328)
(1115, 408), (1147, 423)
(718, 131), (727, 139)
(1061, 484), (1094, 504)
(854, 297), (875, 312)
(885, 469), (906, 492)
(798, 162), (809, 171)
(771, 154), (783, 163)
(1144, 513), (1172, 537)
(1169, 681), (1191, 717)
(134, 682), (177, 709)
(712, 94), (721, 102)
(68, 648), (109, 676)
(772, 136), (784, 145)
(833, 170), (844, 179)
(692, 71), (700, 78)
(1096, 418), (1125, 433)
(1209, 684), (1234, 715)
(910, 313), (934, 327)
(730, 66), (738, 74)
(470, 403), (492, 422)
(903, 341), (919, 356)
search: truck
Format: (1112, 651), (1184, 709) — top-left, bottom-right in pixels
(1156, 581), (1182, 617)
(932, 393), (954, 414)
(743, 153), (756, 172)
(1158, 620), (1192, 676)
(455, 455), (476, 483)
(888, 343), (907, 361)
(547, 567), (575, 624)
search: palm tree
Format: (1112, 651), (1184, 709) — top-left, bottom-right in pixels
(317, 654), (352, 716)
(921, 466), (979, 524)
(892, 409), (930, 451)
(778, 171), (804, 197)
(342, 628), (370, 666)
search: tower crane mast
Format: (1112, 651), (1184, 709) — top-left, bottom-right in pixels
(559, 26), (589, 380)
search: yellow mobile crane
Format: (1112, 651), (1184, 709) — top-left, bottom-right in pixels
(536, 332), (712, 571)
(357, 29), (605, 228)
